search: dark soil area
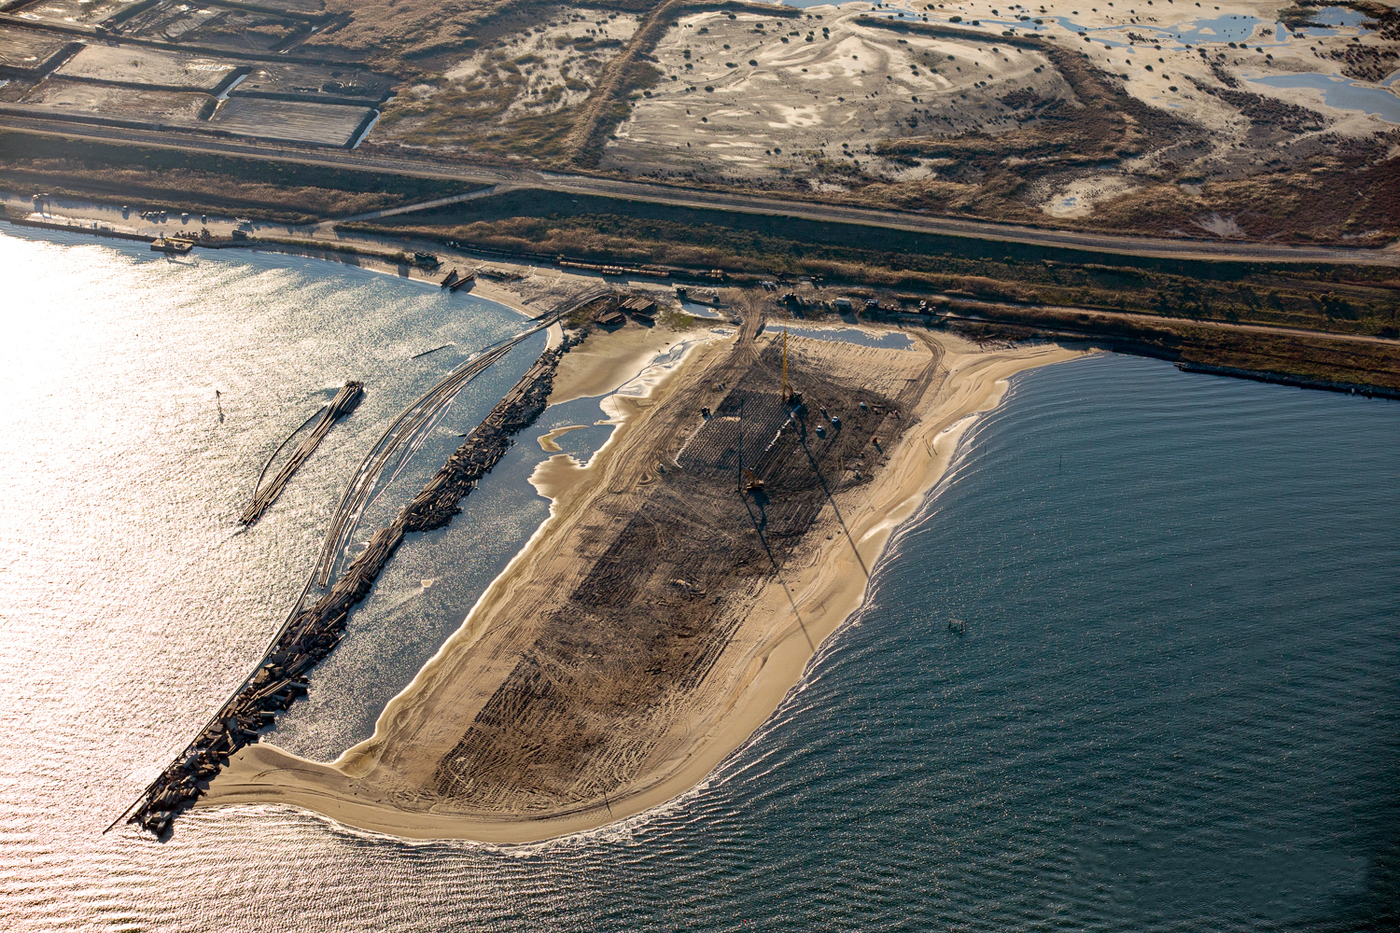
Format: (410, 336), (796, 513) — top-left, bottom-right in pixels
(433, 336), (933, 810)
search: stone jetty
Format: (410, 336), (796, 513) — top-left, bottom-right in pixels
(125, 329), (588, 837)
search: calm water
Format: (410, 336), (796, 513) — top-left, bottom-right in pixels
(1242, 72), (1400, 124)
(0, 228), (1396, 931)
(780, 324), (916, 350)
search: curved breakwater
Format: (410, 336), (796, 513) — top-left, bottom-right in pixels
(126, 301), (597, 836)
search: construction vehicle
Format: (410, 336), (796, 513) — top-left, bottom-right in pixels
(742, 468), (765, 492)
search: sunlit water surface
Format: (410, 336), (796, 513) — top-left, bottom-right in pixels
(0, 228), (1395, 931)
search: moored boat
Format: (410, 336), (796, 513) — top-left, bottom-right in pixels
(151, 237), (194, 255)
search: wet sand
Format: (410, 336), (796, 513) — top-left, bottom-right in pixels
(201, 326), (1087, 842)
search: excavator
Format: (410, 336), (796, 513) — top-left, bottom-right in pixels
(742, 468), (765, 492)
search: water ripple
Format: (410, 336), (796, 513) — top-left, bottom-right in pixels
(0, 233), (1396, 931)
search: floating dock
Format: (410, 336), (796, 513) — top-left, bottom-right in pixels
(150, 237), (194, 255)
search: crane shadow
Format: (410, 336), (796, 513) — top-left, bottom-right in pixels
(795, 420), (871, 581)
(738, 486), (814, 652)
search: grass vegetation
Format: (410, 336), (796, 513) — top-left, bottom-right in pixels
(367, 3), (658, 161)
(381, 71), (580, 161)
(359, 1), (1393, 242)
(306, 0), (544, 68)
(852, 20), (1400, 244)
(945, 306), (1400, 393)
(856, 130), (1400, 245)
(1078, 143), (1400, 245)
(356, 0), (797, 166)
(348, 190), (1400, 338)
(0, 132), (483, 225)
(565, 0), (796, 164)
(305, 0), (666, 74)
(658, 306), (702, 330)
(867, 20), (1194, 169)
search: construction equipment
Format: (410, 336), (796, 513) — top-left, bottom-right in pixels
(742, 468), (765, 492)
(780, 305), (802, 407)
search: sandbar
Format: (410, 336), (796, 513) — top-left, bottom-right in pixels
(201, 322), (1087, 843)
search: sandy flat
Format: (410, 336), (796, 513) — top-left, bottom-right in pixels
(55, 45), (238, 91)
(550, 319), (689, 403)
(606, 6), (1066, 181)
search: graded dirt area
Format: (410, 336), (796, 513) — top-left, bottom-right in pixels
(54, 45), (239, 91)
(12, 0), (142, 27)
(16, 79), (211, 125)
(126, 4), (315, 53)
(0, 29), (72, 75)
(210, 97), (375, 146)
(201, 309), (1084, 842)
(0, 0), (387, 145)
(232, 63), (394, 103)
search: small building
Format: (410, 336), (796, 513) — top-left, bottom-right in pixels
(833, 298), (853, 312)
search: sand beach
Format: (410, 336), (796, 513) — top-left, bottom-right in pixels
(201, 321), (1086, 843)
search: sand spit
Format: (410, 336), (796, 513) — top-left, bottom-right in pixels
(202, 326), (1086, 843)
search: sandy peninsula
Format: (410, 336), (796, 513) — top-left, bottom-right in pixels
(201, 315), (1085, 843)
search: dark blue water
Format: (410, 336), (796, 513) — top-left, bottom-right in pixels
(1242, 72), (1400, 123)
(152, 352), (1397, 933)
(451, 352), (1393, 933)
(4, 227), (1396, 933)
(682, 353), (1398, 931)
